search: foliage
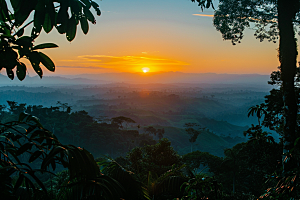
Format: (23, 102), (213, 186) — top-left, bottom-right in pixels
(123, 138), (182, 178)
(184, 123), (205, 152)
(191, 0), (215, 10)
(0, 113), (123, 199)
(0, 0), (100, 80)
(99, 157), (150, 200)
(111, 116), (136, 129)
(0, 102), (158, 158)
(99, 148), (186, 200)
(144, 126), (165, 140)
(213, 0), (279, 45)
(180, 173), (222, 200)
(182, 151), (222, 174)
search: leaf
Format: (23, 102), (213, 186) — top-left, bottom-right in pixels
(14, 0), (37, 26)
(81, 0), (92, 8)
(16, 143), (33, 156)
(39, 52), (55, 72)
(70, 0), (81, 14)
(10, 0), (22, 13)
(14, 174), (24, 191)
(29, 150), (43, 163)
(34, 0), (45, 29)
(27, 171), (47, 193)
(26, 115), (43, 128)
(0, 1), (12, 23)
(80, 16), (89, 34)
(55, 24), (66, 34)
(46, 0), (56, 24)
(6, 68), (14, 80)
(16, 62), (26, 81)
(91, 1), (101, 16)
(0, 142), (4, 151)
(56, 3), (69, 25)
(43, 13), (53, 33)
(50, 160), (56, 171)
(84, 7), (96, 24)
(32, 43), (58, 50)
(294, 137), (300, 146)
(16, 28), (24, 37)
(66, 16), (77, 42)
(42, 146), (66, 170)
(0, 50), (18, 69)
(15, 36), (33, 47)
(18, 112), (30, 122)
(28, 52), (43, 78)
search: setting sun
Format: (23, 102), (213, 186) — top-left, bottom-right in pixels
(142, 67), (150, 73)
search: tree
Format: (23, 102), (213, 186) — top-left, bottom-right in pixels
(192, 0), (300, 172)
(124, 138), (182, 178)
(111, 116), (136, 129)
(184, 123), (205, 152)
(144, 126), (165, 140)
(107, 138), (185, 200)
(0, 0), (100, 80)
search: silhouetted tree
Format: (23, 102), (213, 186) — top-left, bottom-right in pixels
(184, 123), (205, 152)
(111, 116), (136, 129)
(0, 0), (101, 80)
(192, 0), (300, 172)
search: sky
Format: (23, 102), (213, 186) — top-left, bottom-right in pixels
(25, 0), (284, 75)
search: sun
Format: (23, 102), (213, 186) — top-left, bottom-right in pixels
(142, 67), (150, 73)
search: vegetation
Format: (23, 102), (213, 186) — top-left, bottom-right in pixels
(0, 0), (100, 80)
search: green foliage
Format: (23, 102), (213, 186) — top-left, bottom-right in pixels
(182, 151), (223, 174)
(0, 113), (123, 199)
(184, 123), (206, 152)
(111, 116), (136, 129)
(124, 138), (182, 178)
(191, 0), (215, 10)
(99, 158), (149, 200)
(213, 0), (279, 45)
(0, 0), (100, 80)
(99, 145), (186, 200)
(180, 174), (222, 200)
(144, 126), (165, 140)
(0, 102), (159, 158)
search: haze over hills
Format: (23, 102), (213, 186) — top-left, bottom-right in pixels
(0, 71), (272, 88)
(66, 71), (271, 85)
(0, 70), (277, 155)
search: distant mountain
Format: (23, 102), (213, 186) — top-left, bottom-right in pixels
(0, 71), (270, 87)
(0, 74), (103, 86)
(66, 71), (270, 85)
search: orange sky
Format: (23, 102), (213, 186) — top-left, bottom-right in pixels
(27, 0), (287, 76)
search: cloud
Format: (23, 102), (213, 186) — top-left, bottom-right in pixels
(57, 66), (107, 69)
(193, 14), (214, 17)
(77, 55), (189, 66)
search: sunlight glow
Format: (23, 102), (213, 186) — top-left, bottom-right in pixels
(142, 67), (150, 73)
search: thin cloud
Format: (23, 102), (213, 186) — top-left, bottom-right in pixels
(58, 66), (107, 69)
(78, 55), (189, 66)
(193, 14), (214, 17)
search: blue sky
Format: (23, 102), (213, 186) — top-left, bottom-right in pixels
(8, 0), (284, 75)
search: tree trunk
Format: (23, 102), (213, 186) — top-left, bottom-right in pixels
(277, 0), (299, 172)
